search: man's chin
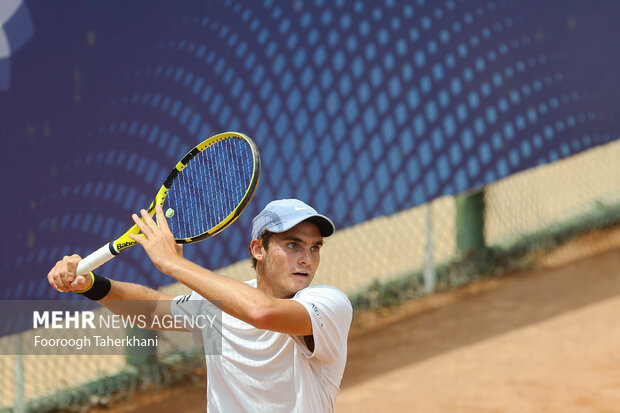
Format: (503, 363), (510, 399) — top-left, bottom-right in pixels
(285, 278), (312, 296)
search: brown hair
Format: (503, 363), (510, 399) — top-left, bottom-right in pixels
(249, 231), (273, 269)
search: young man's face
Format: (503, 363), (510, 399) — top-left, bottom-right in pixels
(257, 221), (323, 298)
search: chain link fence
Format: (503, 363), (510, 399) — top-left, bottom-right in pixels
(1, 139), (618, 412)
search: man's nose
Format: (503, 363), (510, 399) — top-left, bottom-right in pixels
(298, 249), (311, 266)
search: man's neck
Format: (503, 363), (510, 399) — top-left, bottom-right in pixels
(255, 268), (296, 299)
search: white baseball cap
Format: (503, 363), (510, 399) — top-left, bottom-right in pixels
(251, 199), (335, 240)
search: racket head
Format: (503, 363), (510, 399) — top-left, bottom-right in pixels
(112, 132), (260, 253)
(157, 131), (260, 243)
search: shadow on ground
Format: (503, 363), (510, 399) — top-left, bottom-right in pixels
(341, 247), (620, 388)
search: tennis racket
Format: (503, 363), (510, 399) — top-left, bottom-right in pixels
(75, 131), (261, 276)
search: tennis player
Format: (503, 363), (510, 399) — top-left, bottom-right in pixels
(47, 199), (353, 412)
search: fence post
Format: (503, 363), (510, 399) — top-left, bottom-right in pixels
(455, 189), (487, 266)
(126, 327), (158, 368)
(423, 202), (436, 294)
(15, 335), (24, 413)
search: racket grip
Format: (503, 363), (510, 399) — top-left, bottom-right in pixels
(76, 243), (117, 276)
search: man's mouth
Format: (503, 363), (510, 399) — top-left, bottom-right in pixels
(293, 271), (309, 277)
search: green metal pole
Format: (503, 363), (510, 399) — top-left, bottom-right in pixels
(455, 188), (486, 255)
(125, 327), (158, 368)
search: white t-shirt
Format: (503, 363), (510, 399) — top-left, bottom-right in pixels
(171, 280), (353, 413)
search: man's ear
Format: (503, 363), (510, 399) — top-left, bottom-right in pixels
(249, 238), (265, 262)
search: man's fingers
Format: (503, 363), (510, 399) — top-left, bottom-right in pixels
(154, 205), (173, 235)
(56, 256), (72, 290)
(140, 208), (159, 230)
(70, 274), (93, 290)
(128, 233), (146, 245)
(53, 270), (68, 292)
(133, 209), (160, 237)
(131, 212), (150, 236)
(48, 255), (84, 293)
(66, 258), (77, 283)
(132, 207), (174, 241)
(47, 262), (64, 292)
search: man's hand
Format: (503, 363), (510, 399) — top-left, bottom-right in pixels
(47, 254), (93, 293)
(129, 205), (184, 274)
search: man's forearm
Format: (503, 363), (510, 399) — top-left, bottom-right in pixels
(162, 257), (312, 335)
(163, 257), (272, 323)
(95, 279), (174, 329)
(101, 279), (165, 301)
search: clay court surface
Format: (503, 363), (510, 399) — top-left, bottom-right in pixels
(90, 227), (620, 413)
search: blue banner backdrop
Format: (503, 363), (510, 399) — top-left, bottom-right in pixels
(1, 0), (618, 300)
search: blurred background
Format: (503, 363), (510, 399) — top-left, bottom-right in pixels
(1, 0), (619, 411)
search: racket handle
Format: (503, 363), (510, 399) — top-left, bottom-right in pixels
(76, 242), (117, 276)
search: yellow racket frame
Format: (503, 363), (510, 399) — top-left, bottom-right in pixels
(75, 131), (260, 276)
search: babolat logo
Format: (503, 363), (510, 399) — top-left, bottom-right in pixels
(116, 241), (135, 250)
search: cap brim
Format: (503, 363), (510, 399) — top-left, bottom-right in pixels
(303, 215), (335, 237)
(269, 213), (335, 238)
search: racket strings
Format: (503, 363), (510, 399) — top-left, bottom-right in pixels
(166, 137), (254, 239)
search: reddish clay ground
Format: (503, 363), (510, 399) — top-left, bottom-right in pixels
(90, 226), (620, 413)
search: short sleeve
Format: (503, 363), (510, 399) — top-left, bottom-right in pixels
(170, 291), (206, 346)
(171, 291), (205, 317)
(292, 285), (352, 363)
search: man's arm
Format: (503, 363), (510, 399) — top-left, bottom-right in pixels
(157, 256), (313, 336)
(47, 255), (180, 331)
(129, 206), (313, 337)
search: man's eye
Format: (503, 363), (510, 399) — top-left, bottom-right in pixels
(311, 246), (320, 252)
(287, 242), (297, 249)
